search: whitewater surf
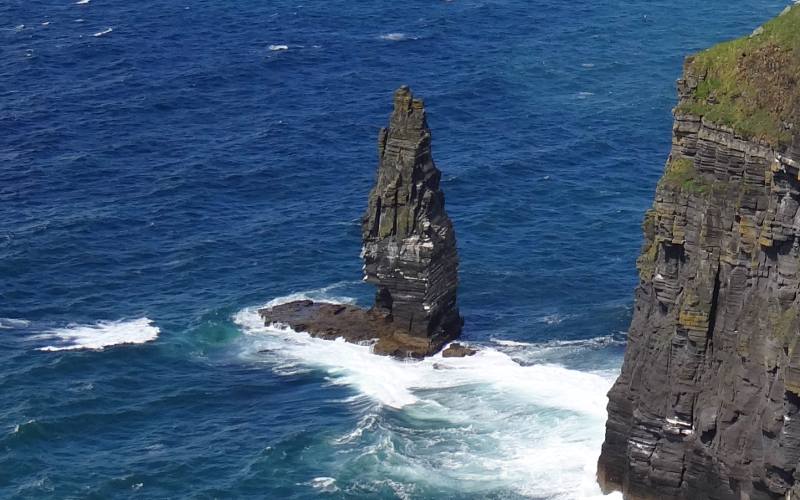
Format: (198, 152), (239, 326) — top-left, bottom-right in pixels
(234, 290), (622, 499)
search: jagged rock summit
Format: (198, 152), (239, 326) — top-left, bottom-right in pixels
(599, 6), (800, 500)
(260, 86), (463, 358)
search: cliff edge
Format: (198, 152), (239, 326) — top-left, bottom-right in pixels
(260, 87), (463, 358)
(598, 6), (800, 499)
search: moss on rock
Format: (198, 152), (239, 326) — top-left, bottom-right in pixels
(660, 157), (709, 194)
(678, 5), (800, 146)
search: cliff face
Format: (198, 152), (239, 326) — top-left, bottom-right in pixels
(260, 87), (463, 358)
(362, 86), (462, 343)
(598, 6), (800, 500)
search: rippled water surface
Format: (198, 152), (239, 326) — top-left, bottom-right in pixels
(1, 0), (790, 498)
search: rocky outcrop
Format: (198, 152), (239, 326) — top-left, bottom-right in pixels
(362, 86), (463, 345)
(441, 342), (477, 358)
(598, 6), (800, 499)
(260, 86), (463, 358)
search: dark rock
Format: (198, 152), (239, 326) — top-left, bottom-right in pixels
(362, 85), (463, 342)
(598, 8), (800, 499)
(259, 87), (462, 359)
(260, 301), (457, 359)
(441, 343), (477, 358)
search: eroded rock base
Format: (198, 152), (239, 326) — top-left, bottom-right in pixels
(259, 300), (463, 359)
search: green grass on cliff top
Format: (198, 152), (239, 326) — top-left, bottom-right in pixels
(678, 5), (800, 146)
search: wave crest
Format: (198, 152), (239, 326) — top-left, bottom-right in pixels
(36, 318), (159, 352)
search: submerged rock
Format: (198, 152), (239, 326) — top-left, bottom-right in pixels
(598, 6), (800, 499)
(260, 86), (463, 359)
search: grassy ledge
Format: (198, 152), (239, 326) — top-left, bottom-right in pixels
(660, 157), (709, 194)
(677, 4), (800, 147)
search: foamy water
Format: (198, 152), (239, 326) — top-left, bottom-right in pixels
(35, 318), (160, 351)
(234, 292), (621, 499)
(380, 33), (415, 41)
(0, 318), (31, 329)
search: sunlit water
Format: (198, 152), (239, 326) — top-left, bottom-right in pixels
(1, 0), (789, 497)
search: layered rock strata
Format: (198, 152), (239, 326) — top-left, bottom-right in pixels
(599, 6), (800, 499)
(361, 86), (463, 347)
(260, 86), (463, 358)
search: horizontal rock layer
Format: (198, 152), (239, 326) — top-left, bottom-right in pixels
(362, 85), (462, 343)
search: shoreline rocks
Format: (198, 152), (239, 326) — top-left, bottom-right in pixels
(441, 343), (477, 358)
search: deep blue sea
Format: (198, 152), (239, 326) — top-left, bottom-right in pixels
(0, 0), (791, 498)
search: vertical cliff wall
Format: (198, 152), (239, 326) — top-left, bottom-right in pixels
(599, 6), (800, 499)
(362, 86), (462, 344)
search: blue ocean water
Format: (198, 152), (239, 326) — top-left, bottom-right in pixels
(0, 0), (790, 498)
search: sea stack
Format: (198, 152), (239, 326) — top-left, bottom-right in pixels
(598, 6), (800, 499)
(362, 86), (463, 348)
(260, 86), (463, 358)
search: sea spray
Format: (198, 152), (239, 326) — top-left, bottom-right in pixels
(235, 293), (621, 499)
(35, 318), (159, 351)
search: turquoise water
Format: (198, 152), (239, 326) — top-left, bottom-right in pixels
(1, 0), (788, 498)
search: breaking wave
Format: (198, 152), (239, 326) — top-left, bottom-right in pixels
(0, 318), (31, 329)
(492, 333), (625, 350)
(380, 33), (417, 41)
(233, 290), (622, 499)
(35, 318), (159, 352)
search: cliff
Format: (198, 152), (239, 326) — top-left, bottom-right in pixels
(598, 5), (800, 499)
(260, 87), (464, 358)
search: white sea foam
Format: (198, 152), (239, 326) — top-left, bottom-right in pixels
(491, 334), (625, 367)
(76, 0), (90, 4)
(234, 290), (623, 499)
(93, 27), (112, 37)
(260, 281), (359, 308)
(36, 318), (159, 351)
(492, 333), (624, 349)
(380, 33), (413, 41)
(0, 318), (30, 329)
(332, 413), (378, 445)
(308, 477), (338, 492)
(539, 312), (568, 324)
(491, 338), (530, 347)
(10, 419), (37, 437)
(268, 44), (289, 51)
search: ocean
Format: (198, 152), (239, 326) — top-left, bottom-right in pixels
(0, 0), (789, 498)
